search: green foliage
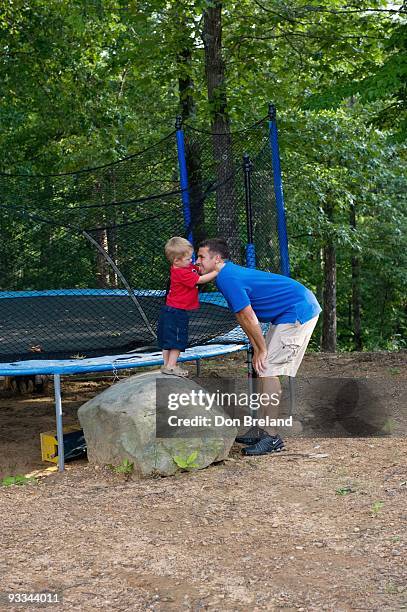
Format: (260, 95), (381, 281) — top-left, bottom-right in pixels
(1, 474), (38, 486)
(303, 15), (407, 139)
(384, 582), (399, 595)
(0, 0), (405, 352)
(173, 450), (199, 470)
(371, 500), (384, 515)
(388, 367), (401, 375)
(382, 418), (397, 434)
(336, 485), (356, 496)
(281, 107), (406, 350)
(108, 458), (134, 475)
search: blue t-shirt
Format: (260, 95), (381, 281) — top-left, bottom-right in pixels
(216, 262), (321, 324)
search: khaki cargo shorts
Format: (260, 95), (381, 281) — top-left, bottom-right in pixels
(260, 315), (319, 377)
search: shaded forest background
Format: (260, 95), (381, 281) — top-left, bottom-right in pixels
(0, 0), (406, 352)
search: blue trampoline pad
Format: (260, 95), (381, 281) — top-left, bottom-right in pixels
(0, 343), (246, 377)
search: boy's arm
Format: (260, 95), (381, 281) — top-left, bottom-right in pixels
(196, 270), (218, 285)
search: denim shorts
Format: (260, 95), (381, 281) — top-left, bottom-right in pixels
(157, 305), (189, 350)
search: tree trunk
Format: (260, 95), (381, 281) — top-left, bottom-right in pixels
(94, 228), (111, 288)
(92, 179), (112, 288)
(322, 202), (337, 352)
(107, 171), (118, 288)
(177, 43), (206, 246)
(107, 226), (118, 287)
(316, 247), (324, 347)
(178, 46), (195, 122)
(351, 257), (362, 349)
(350, 202), (362, 350)
(202, 3), (241, 261)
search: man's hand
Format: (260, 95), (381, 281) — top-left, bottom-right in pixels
(253, 348), (268, 375)
(235, 306), (268, 374)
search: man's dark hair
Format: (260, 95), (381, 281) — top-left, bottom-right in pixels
(199, 238), (230, 260)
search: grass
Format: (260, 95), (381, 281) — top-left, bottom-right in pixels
(107, 458), (134, 476)
(384, 582), (398, 595)
(1, 474), (38, 487)
(382, 418), (397, 434)
(388, 367), (401, 375)
(371, 500), (384, 516)
(335, 485), (356, 496)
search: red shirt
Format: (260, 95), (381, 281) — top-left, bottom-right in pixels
(166, 263), (200, 310)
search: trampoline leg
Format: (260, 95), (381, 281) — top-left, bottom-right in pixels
(196, 359), (201, 376)
(288, 376), (296, 416)
(54, 374), (65, 472)
(247, 348), (256, 419)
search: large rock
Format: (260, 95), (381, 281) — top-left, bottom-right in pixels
(78, 371), (237, 477)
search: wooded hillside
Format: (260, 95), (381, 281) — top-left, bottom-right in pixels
(0, 0), (405, 351)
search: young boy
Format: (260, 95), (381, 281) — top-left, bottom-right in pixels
(157, 236), (219, 376)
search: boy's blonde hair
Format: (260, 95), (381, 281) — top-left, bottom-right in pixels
(164, 236), (193, 263)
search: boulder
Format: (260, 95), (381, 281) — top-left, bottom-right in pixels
(78, 371), (237, 477)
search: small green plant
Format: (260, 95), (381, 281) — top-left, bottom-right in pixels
(388, 367), (401, 376)
(336, 485), (355, 496)
(384, 582), (398, 594)
(108, 458), (134, 476)
(371, 500), (384, 516)
(173, 451), (199, 471)
(382, 418), (396, 434)
(1, 475), (37, 487)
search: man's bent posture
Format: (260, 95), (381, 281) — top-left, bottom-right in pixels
(196, 238), (321, 456)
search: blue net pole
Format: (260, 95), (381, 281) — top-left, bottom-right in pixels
(175, 116), (194, 246)
(268, 105), (296, 414)
(243, 153), (256, 269)
(268, 104), (290, 277)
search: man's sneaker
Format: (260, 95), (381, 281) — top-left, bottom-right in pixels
(242, 434), (285, 456)
(235, 427), (269, 445)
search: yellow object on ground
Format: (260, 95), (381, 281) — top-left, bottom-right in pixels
(40, 425), (84, 463)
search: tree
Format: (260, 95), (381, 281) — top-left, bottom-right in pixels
(282, 107), (406, 351)
(1, 0), (405, 351)
(303, 7), (407, 139)
(202, 2), (241, 260)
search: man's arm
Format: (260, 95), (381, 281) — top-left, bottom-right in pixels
(235, 305), (268, 375)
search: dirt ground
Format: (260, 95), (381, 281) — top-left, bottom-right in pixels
(0, 351), (406, 611)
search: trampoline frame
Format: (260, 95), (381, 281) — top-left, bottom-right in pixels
(1, 340), (298, 473)
(0, 342), (248, 472)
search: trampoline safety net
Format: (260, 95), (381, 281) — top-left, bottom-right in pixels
(0, 117), (283, 362)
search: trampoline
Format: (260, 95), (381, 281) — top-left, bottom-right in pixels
(0, 105), (290, 471)
(0, 287), (248, 472)
(0, 289), (238, 362)
(0, 338), (247, 472)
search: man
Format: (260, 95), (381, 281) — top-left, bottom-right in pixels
(196, 238), (321, 456)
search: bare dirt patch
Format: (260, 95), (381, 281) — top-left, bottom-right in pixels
(1, 351), (406, 611)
